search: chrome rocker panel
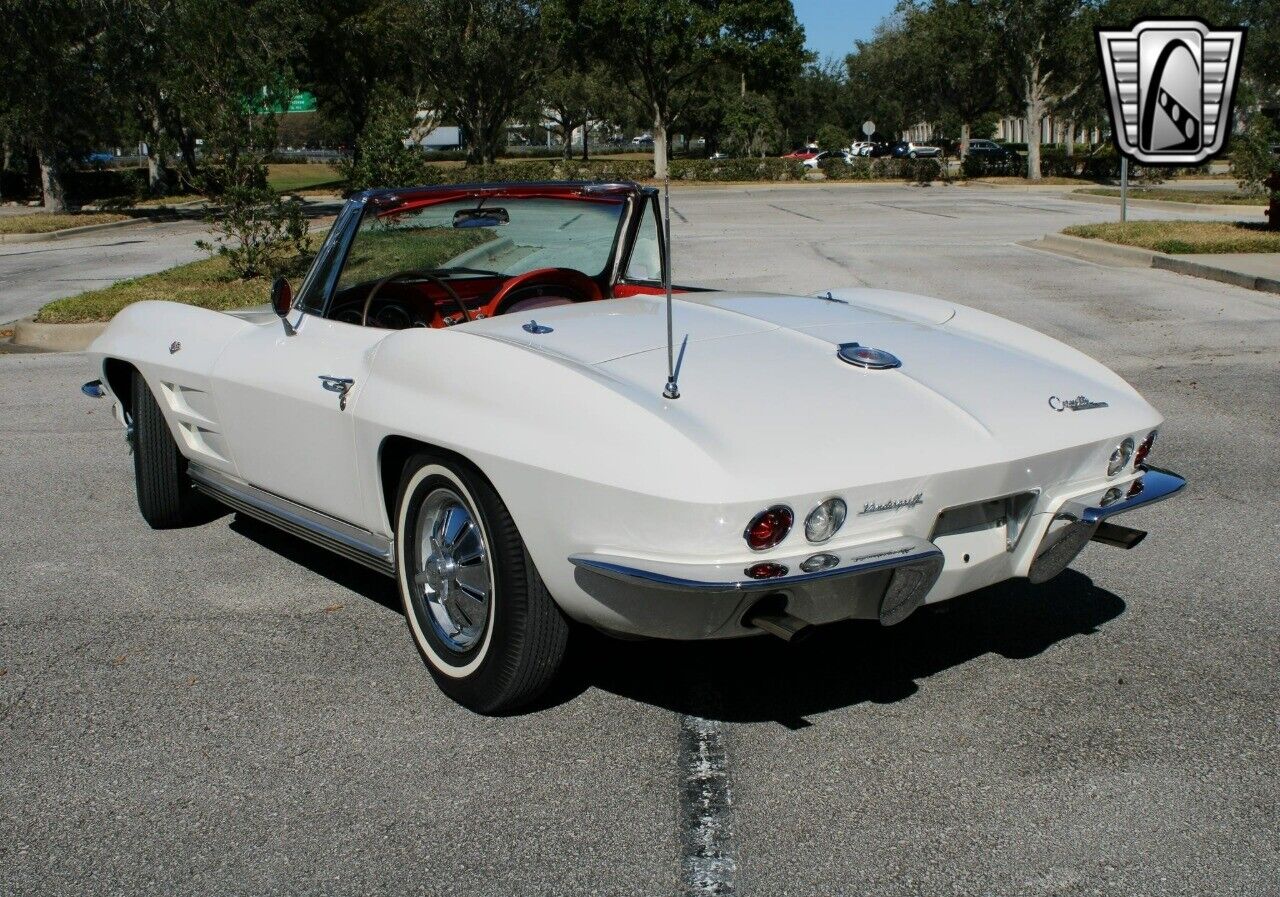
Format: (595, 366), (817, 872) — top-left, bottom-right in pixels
(187, 463), (395, 576)
(1029, 466), (1186, 584)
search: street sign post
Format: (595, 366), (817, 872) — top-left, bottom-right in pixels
(862, 121), (876, 137)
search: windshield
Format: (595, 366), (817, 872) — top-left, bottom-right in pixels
(336, 196), (626, 291)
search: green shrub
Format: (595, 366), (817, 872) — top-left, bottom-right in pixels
(340, 93), (439, 191)
(1040, 148), (1079, 178)
(669, 157), (804, 181)
(818, 158), (873, 180)
(1229, 117), (1278, 195)
(907, 158), (942, 184)
(962, 154), (1019, 178)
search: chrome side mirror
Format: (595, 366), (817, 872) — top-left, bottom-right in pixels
(271, 277), (296, 336)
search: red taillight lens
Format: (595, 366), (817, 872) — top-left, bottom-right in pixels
(1134, 430), (1157, 468)
(744, 562), (789, 580)
(745, 506), (793, 551)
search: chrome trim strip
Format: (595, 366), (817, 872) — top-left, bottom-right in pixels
(569, 534), (943, 594)
(1057, 466), (1187, 525)
(188, 463), (395, 576)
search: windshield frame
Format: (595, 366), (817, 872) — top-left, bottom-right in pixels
(311, 183), (643, 319)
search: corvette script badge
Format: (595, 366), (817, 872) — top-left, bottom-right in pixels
(1048, 395), (1109, 412)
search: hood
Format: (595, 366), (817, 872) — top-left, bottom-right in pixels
(467, 289), (1159, 488)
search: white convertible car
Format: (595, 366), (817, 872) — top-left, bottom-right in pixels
(83, 180), (1185, 713)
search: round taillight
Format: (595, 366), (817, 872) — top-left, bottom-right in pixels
(744, 506), (793, 551)
(744, 562), (789, 580)
(804, 498), (847, 544)
(1107, 437), (1135, 477)
(1133, 430), (1157, 468)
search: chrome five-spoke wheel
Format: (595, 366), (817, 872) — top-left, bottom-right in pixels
(414, 488), (492, 651)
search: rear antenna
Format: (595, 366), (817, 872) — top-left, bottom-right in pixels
(662, 175), (680, 400)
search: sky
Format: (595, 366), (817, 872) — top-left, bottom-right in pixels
(791, 0), (898, 63)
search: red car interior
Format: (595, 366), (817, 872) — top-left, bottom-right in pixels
(331, 183), (687, 330)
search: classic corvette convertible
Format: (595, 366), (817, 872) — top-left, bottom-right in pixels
(82, 180), (1185, 712)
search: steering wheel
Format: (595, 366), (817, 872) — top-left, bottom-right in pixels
(361, 270), (471, 327)
(477, 268), (602, 319)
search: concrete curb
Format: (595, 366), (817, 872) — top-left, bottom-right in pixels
(1062, 191), (1266, 218)
(0, 216), (149, 245)
(1031, 232), (1280, 295)
(1034, 232), (1159, 265)
(1153, 254), (1280, 295)
(11, 317), (106, 352)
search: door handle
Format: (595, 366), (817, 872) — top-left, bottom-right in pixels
(318, 375), (354, 410)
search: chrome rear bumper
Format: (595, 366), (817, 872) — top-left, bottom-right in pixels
(569, 534), (944, 628)
(1029, 466), (1186, 583)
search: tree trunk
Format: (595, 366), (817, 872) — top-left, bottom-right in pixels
(561, 121), (573, 160)
(740, 71), (746, 98)
(147, 112), (166, 194)
(1065, 120), (1075, 157)
(38, 148), (68, 212)
(653, 110), (668, 181)
(582, 123), (589, 161)
(960, 122), (971, 158)
(177, 129), (199, 189)
(1025, 93), (1045, 181)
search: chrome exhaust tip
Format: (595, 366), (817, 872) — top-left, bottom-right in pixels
(1091, 521), (1148, 549)
(744, 596), (814, 642)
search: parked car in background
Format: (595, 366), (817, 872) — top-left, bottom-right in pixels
(782, 147), (819, 161)
(891, 141), (942, 159)
(803, 150), (855, 169)
(866, 143), (894, 158)
(631, 133), (654, 147)
(850, 141), (875, 156)
(965, 139), (1015, 162)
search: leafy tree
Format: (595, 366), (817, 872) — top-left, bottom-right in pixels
(898, 1), (1009, 157)
(844, 21), (915, 143)
(413, 0), (545, 164)
(0, 0), (120, 209)
(582, 0), (805, 178)
(1230, 115), (1278, 195)
(982, 0), (1089, 180)
(340, 90), (437, 189)
(723, 91), (783, 156)
(816, 123), (848, 150)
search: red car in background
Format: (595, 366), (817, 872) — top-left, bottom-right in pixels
(781, 147), (819, 160)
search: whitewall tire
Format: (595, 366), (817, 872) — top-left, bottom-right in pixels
(394, 453), (569, 713)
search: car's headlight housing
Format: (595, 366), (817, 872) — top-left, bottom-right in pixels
(804, 498), (847, 543)
(1107, 437), (1135, 476)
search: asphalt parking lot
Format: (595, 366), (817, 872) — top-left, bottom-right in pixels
(2, 183), (1278, 896)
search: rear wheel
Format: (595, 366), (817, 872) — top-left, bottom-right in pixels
(395, 454), (569, 713)
(131, 370), (207, 528)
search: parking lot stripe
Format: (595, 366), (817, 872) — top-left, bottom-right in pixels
(678, 710), (737, 896)
(767, 203), (821, 221)
(868, 201), (958, 219)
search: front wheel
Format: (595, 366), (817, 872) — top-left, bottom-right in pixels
(131, 369), (209, 528)
(394, 454), (569, 713)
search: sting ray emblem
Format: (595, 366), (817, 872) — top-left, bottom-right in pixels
(1097, 18), (1245, 165)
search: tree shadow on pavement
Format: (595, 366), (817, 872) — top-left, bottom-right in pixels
(546, 571), (1125, 725)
